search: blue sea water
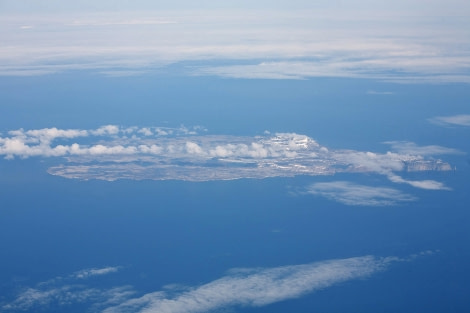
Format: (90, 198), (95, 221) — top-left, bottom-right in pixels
(1, 162), (469, 312)
(1, 71), (470, 312)
(2, 71), (469, 142)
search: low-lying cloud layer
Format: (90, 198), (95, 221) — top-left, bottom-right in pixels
(1, 3), (469, 82)
(0, 125), (454, 191)
(2, 254), (430, 313)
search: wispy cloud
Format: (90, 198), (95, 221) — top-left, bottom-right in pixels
(367, 90), (395, 95)
(99, 70), (149, 77)
(0, 125), (452, 189)
(387, 173), (451, 190)
(196, 58), (470, 83)
(1, 253), (437, 313)
(331, 149), (452, 190)
(304, 181), (416, 206)
(2, 286), (135, 312)
(429, 114), (470, 127)
(1, 266), (131, 312)
(0, 4), (469, 82)
(101, 254), (421, 313)
(384, 141), (463, 156)
(73, 266), (121, 279)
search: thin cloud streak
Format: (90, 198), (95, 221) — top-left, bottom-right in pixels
(196, 59), (470, 83)
(103, 252), (440, 313)
(305, 181), (416, 206)
(384, 141), (463, 156)
(2, 286), (135, 312)
(2, 266), (130, 312)
(331, 150), (452, 190)
(367, 90), (395, 95)
(103, 255), (396, 313)
(1, 253), (437, 313)
(74, 266), (121, 279)
(429, 114), (470, 127)
(387, 174), (452, 190)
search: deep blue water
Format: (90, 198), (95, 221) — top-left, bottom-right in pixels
(1, 71), (469, 147)
(1, 161), (469, 312)
(1, 72), (469, 312)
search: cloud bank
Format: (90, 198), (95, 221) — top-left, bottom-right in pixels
(0, 125), (453, 190)
(3, 254), (429, 313)
(1, 4), (469, 82)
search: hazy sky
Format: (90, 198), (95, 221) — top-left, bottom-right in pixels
(1, 0), (469, 12)
(1, 0), (469, 81)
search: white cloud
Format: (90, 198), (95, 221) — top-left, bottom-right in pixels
(0, 125), (201, 159)
(1, 253), (437, 313)
(387, 174), (451, 190)
(333, 150), (407, 173)
(331, 150), (452, 190)
(429, 114), (470, 127)
(406, 180), (449, 190)
(138, 128), (153, 136)
(194, 56), (470, 82)
(185, 141), (205, 155)
(154, 128), (169, 136)
(74, 266), (121, 279)
(2, 266), (130, 312)
(99, 70), (149, 77)
(138, 144), (163, 154)
(305, 181), (416, 206)
(7, 127), (88, 144)
(367, 90), (395, 95)
(91, 125), (120, 136)
(86, 144), (138, 155)
(102, 255), (400, 313)
(384, 141), (462, 156)
(2, 286), (86, 311)
(2, 285), (135, 312)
